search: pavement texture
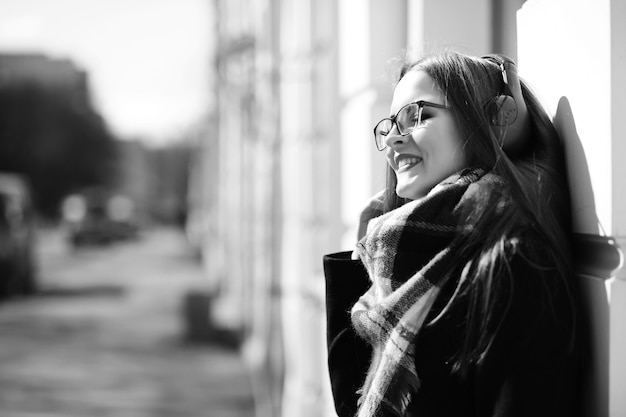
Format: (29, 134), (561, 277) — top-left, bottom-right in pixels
(0, 227), (255, 417)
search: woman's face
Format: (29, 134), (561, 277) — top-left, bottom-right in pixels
(385, 70), (468, 200)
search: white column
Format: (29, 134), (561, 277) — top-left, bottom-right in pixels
(407, 0), (492, 57)
(518, 1), (625, 416)
(279, 0), (341, 416)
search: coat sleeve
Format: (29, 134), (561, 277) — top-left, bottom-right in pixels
(323, 251), (373, 417)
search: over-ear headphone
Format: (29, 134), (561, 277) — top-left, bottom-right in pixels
(482, 54), (531, 156)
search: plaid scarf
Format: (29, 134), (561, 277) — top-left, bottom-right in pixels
(351, 167), (488, 417)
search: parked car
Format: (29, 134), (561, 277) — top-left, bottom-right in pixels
(0, 173), (37, 298)
(62, 188), (140, 248)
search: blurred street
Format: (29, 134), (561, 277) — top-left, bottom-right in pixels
(0, 226), (254, 417)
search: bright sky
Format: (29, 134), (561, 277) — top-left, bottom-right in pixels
(0, 0), (213, 143)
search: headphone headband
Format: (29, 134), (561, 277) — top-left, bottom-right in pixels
(481, 54), (531, 156)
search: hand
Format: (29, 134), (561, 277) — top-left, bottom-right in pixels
(356, 189), (386, 241)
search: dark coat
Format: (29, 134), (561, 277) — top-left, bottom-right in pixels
(324, 250), (586, 417)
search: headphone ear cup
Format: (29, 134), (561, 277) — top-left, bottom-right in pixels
(482, 54), (531, 156)
(486, 94), (518, 126)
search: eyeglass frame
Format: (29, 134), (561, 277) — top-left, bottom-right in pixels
(373, 100), (451, 151)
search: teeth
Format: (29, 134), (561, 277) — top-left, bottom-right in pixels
(398, 157), (421, 168)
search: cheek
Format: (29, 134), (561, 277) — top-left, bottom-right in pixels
(443, 141), (467, 165)
(436, 128), (466, 165)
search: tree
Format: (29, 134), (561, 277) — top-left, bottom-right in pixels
(0, 82), (120, 218)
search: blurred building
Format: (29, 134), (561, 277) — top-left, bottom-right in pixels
(188, 1), (625, 417)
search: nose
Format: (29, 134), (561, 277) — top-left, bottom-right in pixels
(385, 125), (409, 148)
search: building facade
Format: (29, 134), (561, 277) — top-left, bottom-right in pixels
(188, 1), (624, 416)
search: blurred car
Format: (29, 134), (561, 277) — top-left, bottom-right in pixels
(62, 188), (140, 248)
(0, 173), (37, 298)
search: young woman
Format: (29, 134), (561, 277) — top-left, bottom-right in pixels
(324, 51), (584, 417)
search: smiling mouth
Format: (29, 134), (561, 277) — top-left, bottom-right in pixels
(397, 156), (422, 169)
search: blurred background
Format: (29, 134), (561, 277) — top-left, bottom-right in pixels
(1, 1), (624, 417)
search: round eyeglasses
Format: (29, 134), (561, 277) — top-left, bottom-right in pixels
(373, 100), (451, 151)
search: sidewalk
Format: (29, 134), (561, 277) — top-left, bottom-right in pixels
(0, 227), (255, 417)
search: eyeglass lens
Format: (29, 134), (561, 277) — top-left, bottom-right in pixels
(374, 103), (422, 150)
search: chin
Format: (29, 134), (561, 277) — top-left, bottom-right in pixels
(395, 183), (427, 201)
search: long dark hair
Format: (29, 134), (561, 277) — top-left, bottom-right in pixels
(384, 51), (575, 374)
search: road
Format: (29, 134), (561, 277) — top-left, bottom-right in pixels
(0, 226), (255, 417)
